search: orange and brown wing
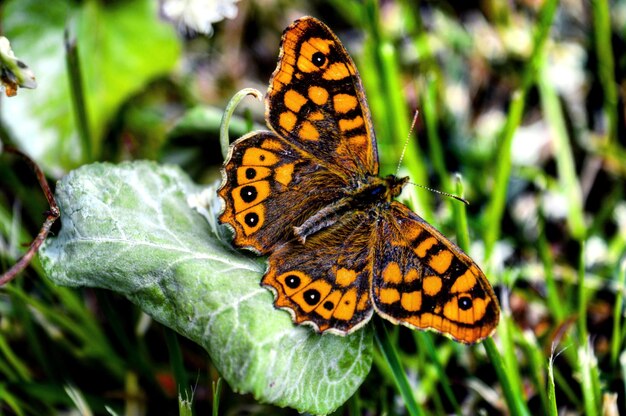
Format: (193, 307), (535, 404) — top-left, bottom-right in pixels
(372, 202), (499, 344)
(266, 16), (378, 176)
(262, 210), (376, 334)
(217, 131), (349, 254)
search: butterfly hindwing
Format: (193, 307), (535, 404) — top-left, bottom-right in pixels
(262, 210), (375, 334)
(372, 202), (500, 343)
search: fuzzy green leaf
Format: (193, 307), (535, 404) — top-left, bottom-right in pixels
(39, 161), (373, 414)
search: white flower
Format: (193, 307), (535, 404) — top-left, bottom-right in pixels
(511, 120), (552, 166)
(160, 0), (240, 36)
(0, 36), (37, 97)
(584, 235), (608, 267)
(541, 191), (569, 220)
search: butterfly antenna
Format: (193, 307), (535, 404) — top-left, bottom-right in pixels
(398, 110), (468, 205)
(396, 110), (420, 176)
(407, 182), (470, 205)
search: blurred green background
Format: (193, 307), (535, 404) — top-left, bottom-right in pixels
(1, 0), (625, 414)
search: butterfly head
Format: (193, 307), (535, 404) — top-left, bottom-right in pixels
(384, 175), (409, 199)
(348, 175), (409, 210)
(362, 174), (408, 200)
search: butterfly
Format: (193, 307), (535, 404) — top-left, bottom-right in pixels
(218, 17), (499, 344)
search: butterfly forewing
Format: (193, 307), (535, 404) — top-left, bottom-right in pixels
(218, 131), (349, 253)
(372, 203), (500, 344)
(266, 17), (379, 176)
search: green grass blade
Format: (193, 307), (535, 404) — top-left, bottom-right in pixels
(484, 0), (559, 260)
(579, 342), (599, 416)
(496, 311), (528, 414)
(0, 383), (26, 416)
(212, 378), (222, 416)
(590, 351), (602, 416)
(374, 319), (424, 416)
(483, 90), (524, 260)
(65, 22), (93, 163)
(483, 335), (530, 416)
(64, 385), (93, 416)
(519, 333), (550, 414)
(422, 76), (451, 193)
(538, 62), (586, 240)
(360, 6), (430, 213)
(612, 258), (626, 366)
(621, 351), (626, 408)
(0, 356), (19, 382)
(591, 0), (618, 143)
(537, 212), (567, 322)
(418, 332), (461, 415)
(553, 365), (582, 408)
(10, 286), (55, 379)
(0, 318), (32, 381)
(453, 175), (470, 253)
(547, 354), (558, 416)
(123, 372), (143, 416)
(4, 285), (127, 378)
(165, 328), (189, 397)
(179, 392), (193, 416)
(577, 241), (589, 342)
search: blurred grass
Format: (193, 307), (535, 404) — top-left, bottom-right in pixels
(591, 0), (618, 144)
(484, 0), (559, 261)
(373, 319), (423, 416)
(1, 0), (626, 414)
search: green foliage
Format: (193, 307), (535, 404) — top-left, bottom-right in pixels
(39, 161), (373, 414)
(1, 0), (180, 171)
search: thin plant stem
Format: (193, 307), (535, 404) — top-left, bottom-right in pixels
(0, 147), (59, 286)
(65, 24), (92, 162)
(591, 0), (618, 143)
(373, 319), (424, 416)
(483, 334), (531, 416)
(219, 88), (263, 160)
(538, 61), (586, 240)
(484, 0), (559, 260)
(577, 241), (588, 343)
(611, 258), (626, 366)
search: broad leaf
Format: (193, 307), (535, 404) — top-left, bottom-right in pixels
(1, 0), (180, 173)
(40, 161), (373, 414)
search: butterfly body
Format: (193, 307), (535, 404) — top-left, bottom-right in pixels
(218, 17), (499, 343)
(294, 174), (407, 242)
